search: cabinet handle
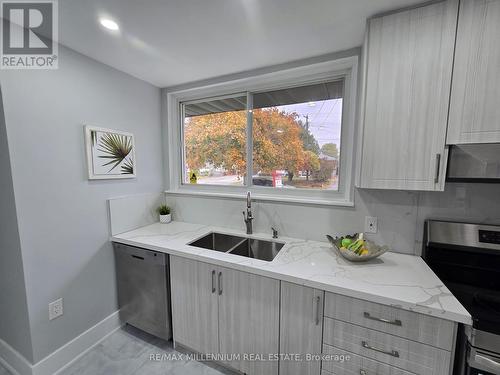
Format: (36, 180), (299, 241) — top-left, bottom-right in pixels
(434, 153), (441, 183)
(211, 270), (216, 293)
(470, 347), (500, 374)
(362, 341), (399, 358)
(474, 353), (500, 373)
(218, 272), (223, 295)
(363, 312), (402, 326)
(314, 296), (321, 325)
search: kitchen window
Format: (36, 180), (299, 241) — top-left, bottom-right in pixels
(166, 57), (358, 206)
(182, 82), (343, 190)
(183, 95), (247, 186)
(252, 81), (343, 191)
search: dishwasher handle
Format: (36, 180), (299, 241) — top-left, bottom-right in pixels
(113, 242), (166, 265)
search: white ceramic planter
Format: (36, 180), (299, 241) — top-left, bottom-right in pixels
(159, 214), (172, 224)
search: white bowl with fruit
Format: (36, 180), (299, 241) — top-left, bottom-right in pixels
(326, 233), (389, 262)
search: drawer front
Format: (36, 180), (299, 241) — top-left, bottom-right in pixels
(322, 345), (416, 375)
(324, 292), (455, 350)
(323, 318), (451, 375)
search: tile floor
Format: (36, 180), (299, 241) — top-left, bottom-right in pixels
(0, 325), (235, 375)
(0, 363), (11, 375)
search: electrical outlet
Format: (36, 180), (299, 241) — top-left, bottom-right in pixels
(49, 298), (63, 321)
(365, 216), (378, 234)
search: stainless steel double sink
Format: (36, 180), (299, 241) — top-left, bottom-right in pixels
(187, 232), (285, 262)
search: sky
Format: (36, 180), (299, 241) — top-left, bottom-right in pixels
(275, 98), (343, 149)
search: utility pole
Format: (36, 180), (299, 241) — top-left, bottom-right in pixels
(304, 115), (310, 181)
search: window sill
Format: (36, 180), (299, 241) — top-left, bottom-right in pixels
(164, 189), (354, 207)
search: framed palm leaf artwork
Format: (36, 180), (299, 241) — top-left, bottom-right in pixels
(84, 125), (136, 179)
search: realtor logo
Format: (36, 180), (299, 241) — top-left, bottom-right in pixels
(1, 0), (58, 69)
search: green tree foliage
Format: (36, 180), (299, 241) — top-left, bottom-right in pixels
(321, 143), (339, 159)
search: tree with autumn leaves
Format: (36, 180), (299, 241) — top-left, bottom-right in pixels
(184, 110), (247, 176)
(252, 108), (308, 180)
(184, 108), (322, 180)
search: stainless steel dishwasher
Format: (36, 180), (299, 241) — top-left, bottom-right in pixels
(113, 242), (172, 341)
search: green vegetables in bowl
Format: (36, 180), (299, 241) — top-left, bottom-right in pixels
(326, 233), (389, 262)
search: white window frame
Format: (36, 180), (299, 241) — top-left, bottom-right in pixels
(165, 56), (358, 206)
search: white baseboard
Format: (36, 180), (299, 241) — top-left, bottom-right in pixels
(0, 310), (122, 375)
(33, 311), (122, 375)
(0, 338), (32, 375)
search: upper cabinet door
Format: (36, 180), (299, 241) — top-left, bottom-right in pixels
(447, 0), (500, 144)
(359, 0), (458, 190)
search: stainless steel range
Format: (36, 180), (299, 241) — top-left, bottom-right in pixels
(423, 221), (500, 375)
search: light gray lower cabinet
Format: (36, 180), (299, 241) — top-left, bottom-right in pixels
(321, 292), (457, 375)
(322, 345), (416, 375)
(171, 257), (457, 375)
(170, 256), (219, 355)
(323, 318), (451, 375)
(324, 293), (455, 350)
(218, 267), (280, 375)
(279, 282), (324, 375)
(170, 255), (280, 375)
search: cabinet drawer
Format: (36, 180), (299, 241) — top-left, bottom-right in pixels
(324, 292), (455, 350)
(323, 318), (451, 375)
(322, 345), (416, 375)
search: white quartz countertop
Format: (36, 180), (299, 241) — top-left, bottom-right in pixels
(111, 221), (471, 325)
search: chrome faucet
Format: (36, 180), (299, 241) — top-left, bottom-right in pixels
(242, 191), (253, 234)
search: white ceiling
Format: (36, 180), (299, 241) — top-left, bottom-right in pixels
(59, 0), (426, 87)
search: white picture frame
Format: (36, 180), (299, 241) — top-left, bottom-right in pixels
(84, 125), (137, 180)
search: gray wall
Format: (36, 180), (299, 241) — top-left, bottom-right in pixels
(0, 87), (34, 363)
(0, 45), (163, 363)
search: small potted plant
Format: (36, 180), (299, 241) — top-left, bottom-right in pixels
(157, 204), (172, 224)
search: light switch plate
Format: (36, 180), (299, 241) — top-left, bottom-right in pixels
(49, 298), (63, 320)
(365, 216), (378, 234)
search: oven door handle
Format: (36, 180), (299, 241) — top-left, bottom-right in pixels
(470, 348), (500, 374)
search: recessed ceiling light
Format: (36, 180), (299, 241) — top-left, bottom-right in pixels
(100, 18), (119, 31)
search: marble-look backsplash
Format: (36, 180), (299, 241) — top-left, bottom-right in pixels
(165, 183), (500, 255)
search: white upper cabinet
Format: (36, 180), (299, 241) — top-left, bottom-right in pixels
(359, 0), (458, 190)
(447, 0), (500, 144)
